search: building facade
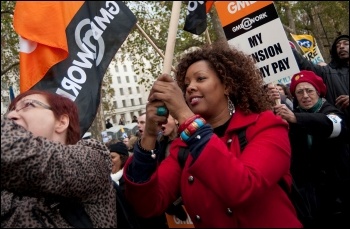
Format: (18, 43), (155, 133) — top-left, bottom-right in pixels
(106, 57), (154, 126)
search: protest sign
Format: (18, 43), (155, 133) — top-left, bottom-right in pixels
(215, 1), (300, 84)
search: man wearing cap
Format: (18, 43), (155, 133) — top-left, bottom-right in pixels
(274, 70), (349, 228)
(291, 35), (349, 134)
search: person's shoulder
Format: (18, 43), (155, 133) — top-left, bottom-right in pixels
(321, 99), (344, 114)
(78, 138), (109, 151)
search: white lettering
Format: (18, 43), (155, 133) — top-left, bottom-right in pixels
(61, 77), (82, 97)
(67, 66), (87, 84)
(91, 21), (104, 40)
(56, 88), (77, 101)
(106, 1), (120, 15)
(73, 43), (94, 68)
(232, 12), (267, 32)
(228, 1), (257, 14)
(57, 1), (120, 100)
(186, 1), (204, 15)
(94, 8), (114, 30)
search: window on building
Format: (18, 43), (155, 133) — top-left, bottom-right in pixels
(139, 98), (142, 105)
(134, 75), (137, 82)
(113, 101), (117, 109)
(117, 76), (121, 84)
(131, 99), (135, 106)
(115, 65), (119, 72)
(123, 65), (127, 72)
(128, 87), (132, 94)
(131, 66), (135, 71)
(136, 86), (140, 93)
(126, 75), (130, 83)
(122, 100), (126, 107)
(119, 88), (124, 95)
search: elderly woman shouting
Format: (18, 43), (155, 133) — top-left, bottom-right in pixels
(274, 70), (350, 228)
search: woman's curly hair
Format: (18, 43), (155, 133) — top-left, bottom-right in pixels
(175, 41), (271, 114)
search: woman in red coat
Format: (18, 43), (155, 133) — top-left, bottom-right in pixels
(124, 41), (302, 228)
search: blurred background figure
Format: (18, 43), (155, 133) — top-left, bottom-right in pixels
(106, 118), (113, 129)
(122, 136), (130, 149)
(109, 142), (129, 188)
(158, 114), (179, 161)
(136, 112), (146, 137)
(128, 135), (139, 155)
(265, 83), (294, 111)
(132, 115), (138, 123)
(276, 83), (294, 109)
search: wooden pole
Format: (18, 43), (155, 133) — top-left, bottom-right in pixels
(162, 1), (182, 75)
(205, 28), (212, 44)
(270, 83), (281, 105)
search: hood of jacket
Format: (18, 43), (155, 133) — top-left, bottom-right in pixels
(329, 34), (349, 68)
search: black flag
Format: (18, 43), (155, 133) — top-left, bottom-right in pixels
(14, 1), (137, 136)
(184, 1), (213, 35)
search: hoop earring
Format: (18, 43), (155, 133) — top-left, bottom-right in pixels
(227, 95), (235, 116)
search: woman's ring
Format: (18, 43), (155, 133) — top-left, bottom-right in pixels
(156, 106), (168, 116)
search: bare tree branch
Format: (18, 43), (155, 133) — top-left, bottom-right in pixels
(283, 24), (295, 34)
(1, 10), (14, 15)
(1, 61), (19, 76)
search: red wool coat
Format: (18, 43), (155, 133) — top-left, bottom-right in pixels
(124, 110), (302, 228)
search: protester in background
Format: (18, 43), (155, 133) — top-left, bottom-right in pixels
(109, 142), (129, 188)
(105, 138), (119, 148)
(132, 115), (138, 123)
(158, 114), (179, 161)
(124, 41), (302, 228)
(107, 141), (141, 228)
(122, 136), (130, 149)
(119, 115), (126, 125)
(157, 114), (189, 224)
(106, 118), (113, 129)
(291, 34), (349, 135)
(129, 112), (169, 228)
(136, 112), (146, 137)
(1, 90), (116, 228)
(274, 70), (350, 228)
(265, 83), (294, 111)
(128, 135), (138, 155)
(277, 83), (294, 105)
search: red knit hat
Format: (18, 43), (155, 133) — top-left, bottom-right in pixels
(290, 70), (327, 97)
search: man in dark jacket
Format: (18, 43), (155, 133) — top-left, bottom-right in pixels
(106, 119), (113, 129)
(292, 35), (349, 133)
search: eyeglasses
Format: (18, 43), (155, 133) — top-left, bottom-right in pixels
(295, 88), (316, 97)
(7, 99), (52, 114)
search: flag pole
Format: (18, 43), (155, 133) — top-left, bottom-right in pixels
(162, 1), (182, 75)
(135, 23), (176, 73)
(205, 28), (212, 44)
(269, 83), (281, 105)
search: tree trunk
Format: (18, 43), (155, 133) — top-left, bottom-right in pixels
(286, 2), (296, 33)
(210, 5), (229, 48)
(89, 94), (105, 142)
(307, 7), (331, 63)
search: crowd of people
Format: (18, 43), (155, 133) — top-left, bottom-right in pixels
(1, 34), (348, 228)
